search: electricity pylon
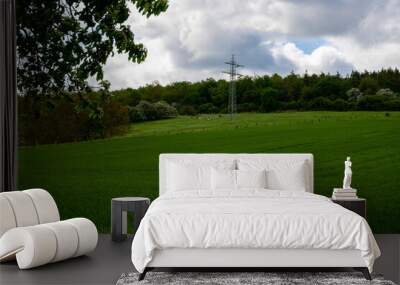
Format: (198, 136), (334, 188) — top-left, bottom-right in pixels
(223, 54), (243, 120)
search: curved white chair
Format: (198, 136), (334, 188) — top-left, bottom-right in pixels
(0, 189), (98, 269)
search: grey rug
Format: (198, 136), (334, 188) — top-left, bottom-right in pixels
(116, 272), (396, 285)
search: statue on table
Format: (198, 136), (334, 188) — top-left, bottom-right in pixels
(343, 156), (352, 189)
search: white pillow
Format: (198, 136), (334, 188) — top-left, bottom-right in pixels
(266, 163), (306, 191)
(236, 169), (267, 189)
(238, 159), (308, 191)
(166, 159), (236, 192)
(211, 168), (236, 191)
(167, 162), (211, 191)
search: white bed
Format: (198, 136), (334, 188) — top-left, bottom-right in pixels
(131, 154), (380, 280)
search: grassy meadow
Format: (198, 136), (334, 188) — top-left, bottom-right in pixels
(18, 112), (400, 233)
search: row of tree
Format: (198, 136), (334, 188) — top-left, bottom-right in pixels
(111, 69), (400, 114)
(18, 88), (178, 145)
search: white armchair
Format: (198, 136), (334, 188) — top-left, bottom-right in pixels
(0, 189), (98, 269)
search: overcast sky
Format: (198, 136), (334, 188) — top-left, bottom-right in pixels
(101, 0), (400, 90)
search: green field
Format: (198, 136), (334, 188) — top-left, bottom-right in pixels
(19, 112), (400, 233)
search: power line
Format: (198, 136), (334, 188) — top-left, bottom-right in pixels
(223, 54), (243, 120)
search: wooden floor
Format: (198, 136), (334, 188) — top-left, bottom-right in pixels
(0, 234), (399, 285)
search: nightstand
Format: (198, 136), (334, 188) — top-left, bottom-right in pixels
(331, 198), (366, 218)
(111, 197), (150, 241)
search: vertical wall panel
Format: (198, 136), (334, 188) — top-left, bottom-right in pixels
(0, 0), (17, 192)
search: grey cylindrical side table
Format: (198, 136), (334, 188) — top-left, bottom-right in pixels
(111, 197), (150, 242)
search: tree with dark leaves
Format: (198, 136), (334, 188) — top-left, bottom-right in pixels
(16, 0), (168, 96)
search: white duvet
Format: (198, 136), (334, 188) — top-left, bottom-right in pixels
(131, 190), (380, 273)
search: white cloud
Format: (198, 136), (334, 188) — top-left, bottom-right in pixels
(100, 0), (400, 89)
(325, 0), (400, 71)
(327, 39), (400, 71)
(102, 38), (175, 88)
(275, 0), (373, 37)
(271, 43), (353, 74)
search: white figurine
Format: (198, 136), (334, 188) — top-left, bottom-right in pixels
(343, 156), (352, 189)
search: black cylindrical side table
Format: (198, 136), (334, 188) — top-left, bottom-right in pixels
(111, 197), (150, 242)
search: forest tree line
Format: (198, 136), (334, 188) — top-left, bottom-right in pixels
(112, 69), (400, 116)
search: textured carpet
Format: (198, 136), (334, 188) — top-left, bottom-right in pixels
(116, 272), (396, 285)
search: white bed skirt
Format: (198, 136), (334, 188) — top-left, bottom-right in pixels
(148, 248), (366, 268)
